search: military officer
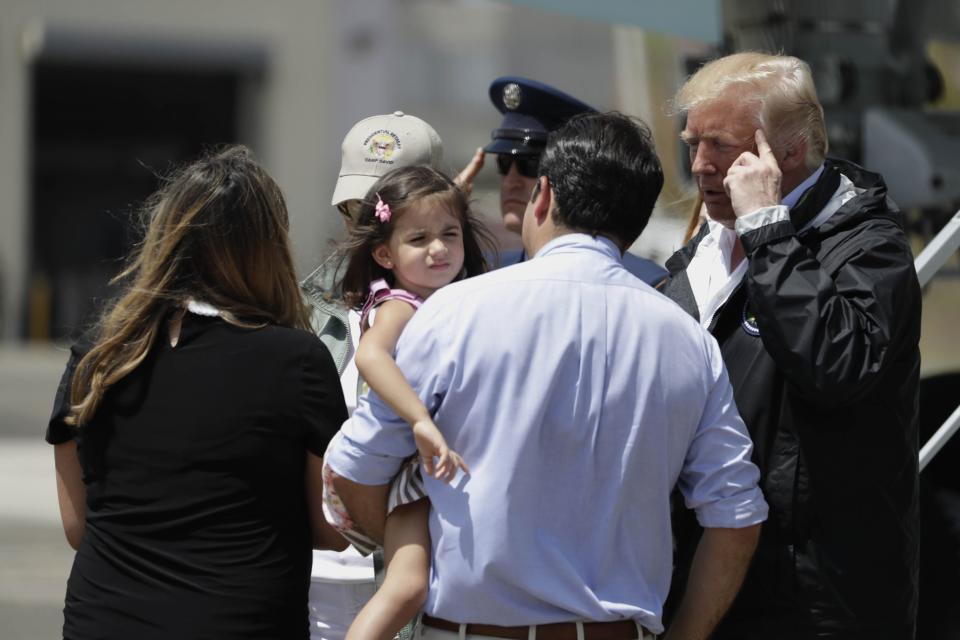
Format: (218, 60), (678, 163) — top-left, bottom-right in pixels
(458, 76), (667, 286)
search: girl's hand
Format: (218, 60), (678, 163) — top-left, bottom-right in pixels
(412, 419), (469, 483)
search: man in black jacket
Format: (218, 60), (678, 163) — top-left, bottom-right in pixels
(663, 52), (921, 639)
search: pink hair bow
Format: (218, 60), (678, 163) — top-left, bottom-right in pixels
(375, 193), (392, 223)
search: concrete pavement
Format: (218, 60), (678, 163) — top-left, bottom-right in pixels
(1, 345), (73, 639)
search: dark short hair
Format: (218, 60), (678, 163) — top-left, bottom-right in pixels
(539, 112), (663, 247)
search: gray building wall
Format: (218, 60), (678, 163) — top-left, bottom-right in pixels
(0, 0), (341, 341)
(0, 0), (641, 343)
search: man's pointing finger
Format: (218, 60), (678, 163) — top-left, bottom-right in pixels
(755, 129), (775, 161)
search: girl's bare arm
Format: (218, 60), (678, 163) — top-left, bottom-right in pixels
(354, 300), (429, 427)
(355, 300), (467, 480)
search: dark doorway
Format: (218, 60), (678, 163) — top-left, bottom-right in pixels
(30, 62), (240, 340)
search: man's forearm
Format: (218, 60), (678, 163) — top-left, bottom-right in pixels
(331, 472), (390, 545)
(665, 524), (761, 640)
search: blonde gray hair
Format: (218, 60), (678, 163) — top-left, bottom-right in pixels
(675, 52), (828, 169)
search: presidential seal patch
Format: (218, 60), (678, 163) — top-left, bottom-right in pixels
(363, 129), (402, 163)
(741, 301), (760, 336)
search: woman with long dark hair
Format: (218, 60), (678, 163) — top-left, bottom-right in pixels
(47, 146), (348, 639)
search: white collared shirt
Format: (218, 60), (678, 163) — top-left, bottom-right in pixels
(688, 165), (861, 328)
(686, 223), (748, 329)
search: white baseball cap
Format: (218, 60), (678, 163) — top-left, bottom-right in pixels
(331, 111), (444, 206)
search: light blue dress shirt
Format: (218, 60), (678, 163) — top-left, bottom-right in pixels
(327, 233), (767, 633)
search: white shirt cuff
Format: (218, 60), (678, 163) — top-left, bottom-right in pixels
(695, 487), (769, 529)
(735, 205), (790, 236)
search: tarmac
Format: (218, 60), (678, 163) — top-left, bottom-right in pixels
(0, 345), (74, 639)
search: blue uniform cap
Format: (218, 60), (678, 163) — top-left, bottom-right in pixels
(485, 76), (596, 156)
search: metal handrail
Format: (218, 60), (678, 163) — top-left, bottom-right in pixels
(920, 405), (960, 472)
(915, 209), (960, 288)
(914, 208), (960, 472)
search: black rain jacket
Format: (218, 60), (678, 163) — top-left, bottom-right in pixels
(663, 159), (921, 639)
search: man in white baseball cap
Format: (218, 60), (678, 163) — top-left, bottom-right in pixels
(330, 111), (444, 221)
(301, 111), (444, 640)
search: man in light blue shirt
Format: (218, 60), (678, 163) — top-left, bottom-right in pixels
(327, 112), (767, 639)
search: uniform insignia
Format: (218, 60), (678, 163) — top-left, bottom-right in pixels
(503, 83), (522, 110)
(741, 301), (760, 336)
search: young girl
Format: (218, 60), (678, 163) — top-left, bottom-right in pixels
(323, 165), (496, 640)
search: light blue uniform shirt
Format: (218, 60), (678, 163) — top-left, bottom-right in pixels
(327, 234), (767, 633)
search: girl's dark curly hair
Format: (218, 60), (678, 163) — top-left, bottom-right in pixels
(336, 165), (497, 309)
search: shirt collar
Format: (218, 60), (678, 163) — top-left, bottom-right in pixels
(782, 164), (825, 209)
(700, 220), (739, 272)
(534, 233), (622, 262)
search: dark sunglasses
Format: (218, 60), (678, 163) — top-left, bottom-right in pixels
(495, 154), (540, 179)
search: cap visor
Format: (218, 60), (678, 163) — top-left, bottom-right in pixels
(331, 174), (378, 206)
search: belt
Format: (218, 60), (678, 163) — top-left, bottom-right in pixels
(421, 614), (651, 640)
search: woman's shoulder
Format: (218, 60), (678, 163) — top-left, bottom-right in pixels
(212, 323), (339, 387)
(256, 325), (341, 386)
(248, 323), (325, 351)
